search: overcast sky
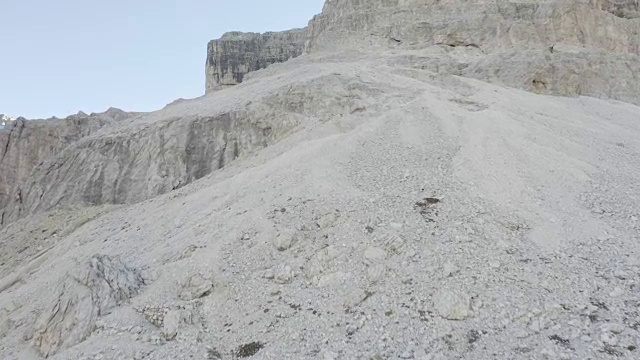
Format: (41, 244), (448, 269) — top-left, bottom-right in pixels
(0, 0), (324, 119)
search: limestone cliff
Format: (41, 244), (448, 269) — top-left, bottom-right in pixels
(0, 109), (131, 225)
(205, 29), (307, 93)
(306, 0), (640, 104)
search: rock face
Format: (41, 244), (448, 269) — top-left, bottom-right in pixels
(32, 255), (145, 357)
(0, 70), (364, 224)
(205, 29), (307, 93)
(306, 0), (640, 104)
(0, 109), (130, 225)
(2, 1), (640, 359)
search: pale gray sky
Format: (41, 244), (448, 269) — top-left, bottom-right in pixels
(0, 0), (324, 119)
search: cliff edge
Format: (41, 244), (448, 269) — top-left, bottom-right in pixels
(205, 28), (307, 93)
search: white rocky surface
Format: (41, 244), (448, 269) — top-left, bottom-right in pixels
(0, 1), (639, 359)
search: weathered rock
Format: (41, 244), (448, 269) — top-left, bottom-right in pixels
(363, 247), (387, 263)
(316, 211), (339, 229)
(316, 271), (347, 288)
(274, 264), (294, 284)
(305, 0), (640, 105)
(273, 230), (297, 251)
(178, 274), (213, 301)
(433, 289), (471, 320)
(0, 110), (130, 225)
(162, 310), (193, 341)
(206, 29), (307, 93)
(32, 255), (145, 357)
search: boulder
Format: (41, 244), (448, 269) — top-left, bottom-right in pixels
(32, 255), (145, 357)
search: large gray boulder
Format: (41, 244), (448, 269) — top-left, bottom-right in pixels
(32, 255), (145, 357)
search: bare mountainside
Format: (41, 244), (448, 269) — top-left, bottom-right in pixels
(1, 1), (640, 359)
(2, 0), (640, 225)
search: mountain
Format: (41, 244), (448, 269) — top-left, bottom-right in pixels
(0, 1), (639, 359)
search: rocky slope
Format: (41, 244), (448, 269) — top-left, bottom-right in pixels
(205, 29), (307, 93)
(2, 0), (639, 226)
(0, 1), (639, 359)
(1, 57), (639, 360)
(0, 70), (368, 225)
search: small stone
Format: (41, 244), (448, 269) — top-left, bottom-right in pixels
(364, 247), (387, 263)
(386, 234), (406, 254)
(274, 264), (294, 284)
(609, 287), (624, 297)
(433, 289), (471, 320)
(163, 310), (189, 340)
(600, 332), (618, 346)
(442, 262), (459, 277)
(601, 323), (625, 334)
(367, 264), (386, 282)
(179, 274), (214, 301)
(529, 319), (541, 333)
(273, 231), (296, 251)
(317, 212), (339, 229)
(317, 271), (347, 287)
(471, 297), (483, 311)
(262, 269), (275, 280)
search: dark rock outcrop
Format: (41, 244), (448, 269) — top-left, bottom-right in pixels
(205, 29), (307, 93)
